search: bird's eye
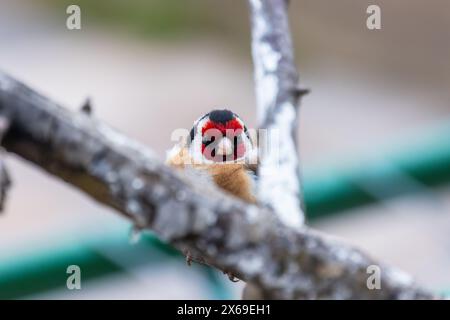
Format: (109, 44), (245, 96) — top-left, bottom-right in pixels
(233, 135), (242, 147)
(202, 136), (215, 146)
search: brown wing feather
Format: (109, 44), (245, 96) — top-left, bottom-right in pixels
(167, 147), (256, 204)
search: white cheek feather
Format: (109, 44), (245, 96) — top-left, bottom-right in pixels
(189, 117), (215, 165)
(246, 145), (259, 165)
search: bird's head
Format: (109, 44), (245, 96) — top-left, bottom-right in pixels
(188, 109), (254, 164)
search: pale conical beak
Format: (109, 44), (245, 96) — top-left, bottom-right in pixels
(216, 137), (233, 156)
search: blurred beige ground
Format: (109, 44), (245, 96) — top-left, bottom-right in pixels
(0, 0), (449, 298)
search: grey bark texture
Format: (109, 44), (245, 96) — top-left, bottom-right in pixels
(0, 158), (11, 211)
(249, 0), (306, 228)
(0, 72), (435, 299)
(0, 116), (11, 211)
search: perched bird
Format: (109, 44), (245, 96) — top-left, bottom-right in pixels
(166, 109), (257, 204)
(167, 109), (258, 283)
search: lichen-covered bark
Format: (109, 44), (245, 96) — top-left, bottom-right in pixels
(0, 72), (435, 299)
(0, 116), (11, 211)
(0, 158), (10, 211)
(249, 0), (305, 228)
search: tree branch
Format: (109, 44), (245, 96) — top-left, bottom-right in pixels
(0, 72), (435, 299)
(249, 0), (306, 228)
(0, 116), (11, 211)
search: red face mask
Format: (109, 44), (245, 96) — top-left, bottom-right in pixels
(201, 120), (246, 162)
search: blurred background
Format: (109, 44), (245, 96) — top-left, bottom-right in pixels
(0, 0), (449, 299)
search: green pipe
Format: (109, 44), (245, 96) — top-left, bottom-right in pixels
(0, 243), (122, 299)
(0, 228), (230, 299)
(304, 122), (450, 219)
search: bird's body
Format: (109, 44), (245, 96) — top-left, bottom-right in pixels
(166, 109), (257, 204)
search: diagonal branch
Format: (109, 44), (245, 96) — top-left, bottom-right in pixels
(249, 0), (306, 228)
(0, 116), (11, 211)
(0, 72), (435, 299)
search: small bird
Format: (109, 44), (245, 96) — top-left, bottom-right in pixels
(167, 109), (257, 204)
(167, 109), (258, 282)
